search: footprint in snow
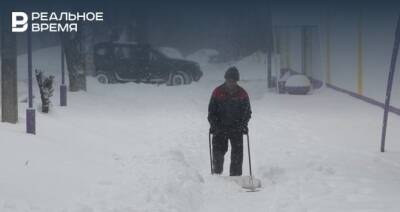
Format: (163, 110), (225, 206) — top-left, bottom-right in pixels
(259, 166), (285, 184)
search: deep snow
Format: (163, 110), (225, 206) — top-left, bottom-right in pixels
(1, 47), (400, 212)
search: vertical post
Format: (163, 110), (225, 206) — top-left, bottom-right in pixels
(301, 26), (313, 76)
(357, 11), (364, 95)
(308, 27), (313, 77)
(267, 51), (272, 88)
(285, 30), (291, 69)
(381, 14), (400, 152)
(1, 10), (18, 124)
(26, 28), (36, 134)
(266, 1), (274, 89)
(60, 43), (67, 106)
(275, 26), (282, 75)
(274, 26), (281, 93)
(301, 26), (306, 74)
(326, 11), (331, 84)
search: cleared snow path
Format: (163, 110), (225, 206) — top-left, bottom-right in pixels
(1, 79), (400, 212)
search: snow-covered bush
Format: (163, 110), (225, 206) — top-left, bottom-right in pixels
(285, 74), (311, 87)
(285, 74), (311, 95)
(186, 49), (219, 64)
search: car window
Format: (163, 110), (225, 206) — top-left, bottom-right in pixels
(132, 47), (145, 59)
(96, 47), (107, 56)
(150, 51), (159, 61)
(114, 46), (131, 59)
(149, 50), (165, 61)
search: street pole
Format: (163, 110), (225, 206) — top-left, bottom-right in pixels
(266, 1), (274, 89)
(1, 10), (18, 124)
(26, 28), (36, 134)
(380, 14), (400, 152)
(60, 43), (67, 106)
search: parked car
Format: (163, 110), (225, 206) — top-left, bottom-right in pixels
(93, 42), (203, 86)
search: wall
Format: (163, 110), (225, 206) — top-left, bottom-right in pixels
(273, 4), (400, 108)
(325, 7), (400, 108)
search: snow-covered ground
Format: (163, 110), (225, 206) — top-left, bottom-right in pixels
(1, 47), (400, 212)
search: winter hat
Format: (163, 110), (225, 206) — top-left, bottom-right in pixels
(224, 66), (240, 81)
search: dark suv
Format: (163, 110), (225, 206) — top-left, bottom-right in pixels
(93, 42), (203, 86)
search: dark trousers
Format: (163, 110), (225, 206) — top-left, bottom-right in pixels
(212, 131), (243, 176)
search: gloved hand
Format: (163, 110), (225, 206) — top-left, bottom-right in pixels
(209, 126), (216, 134)
(241, 125), (249, 134)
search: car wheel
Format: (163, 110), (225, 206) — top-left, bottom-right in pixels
(96, 73), (110, 84)
(181, 71), (192, 84)
(168, 72), (186, 86)
(172, 73), (185, 86)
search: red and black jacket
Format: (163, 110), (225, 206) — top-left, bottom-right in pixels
(208, 84), (251, 132)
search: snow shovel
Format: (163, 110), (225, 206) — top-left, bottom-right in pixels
(220, 133), (262, 191)
(241, 133), (262, 192)
(209, 131), (261, 191)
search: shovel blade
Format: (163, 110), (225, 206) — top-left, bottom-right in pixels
(222, 176), (262, 190)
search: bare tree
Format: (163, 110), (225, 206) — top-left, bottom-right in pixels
(60, 30), (87, 92)
(1, 12), (18, 123)
(133, 9), (148, 43)
(82, 24), (96, 76)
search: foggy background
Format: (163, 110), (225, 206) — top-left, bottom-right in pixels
(5, 0), (400, 107)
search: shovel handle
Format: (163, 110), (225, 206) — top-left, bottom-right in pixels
(246, 133), (253, 177)
(209, 132), (214, 174)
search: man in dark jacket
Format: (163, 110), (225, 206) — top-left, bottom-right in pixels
(208, 66), (251, 176)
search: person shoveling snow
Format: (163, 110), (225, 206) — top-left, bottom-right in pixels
(208, 66), (261, 191)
